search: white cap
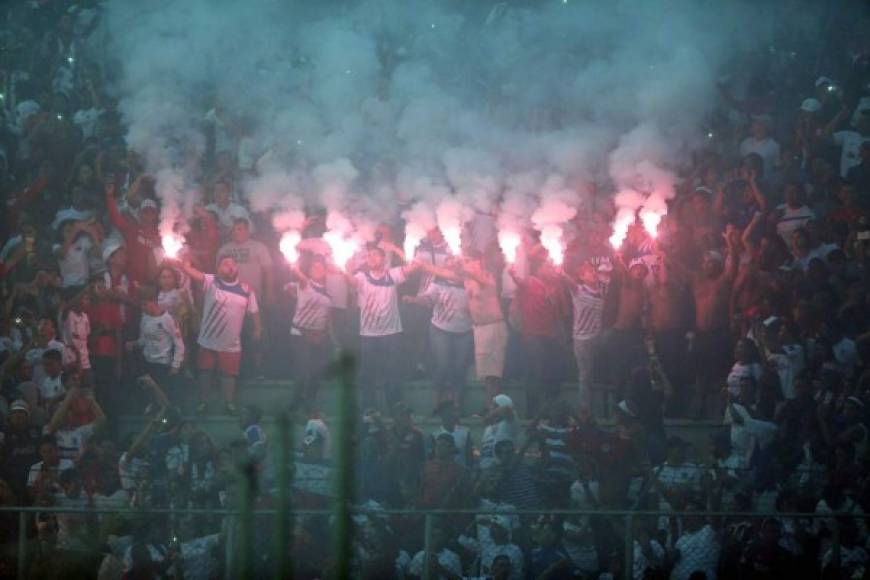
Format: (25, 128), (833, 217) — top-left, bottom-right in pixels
(140, 198), (158, 211)
(628, 258), (649, 271)
(617, 400), (637, 418)
(493, 394), (514, 408)
(102, 241), (124, 264)
(800, 98), (822, 113)
(10, 399), (29, 415)
(815, 76), (834, 88)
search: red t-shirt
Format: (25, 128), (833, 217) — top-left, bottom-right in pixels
(516, 275), (560, 338)
(86, 301), (124, 357)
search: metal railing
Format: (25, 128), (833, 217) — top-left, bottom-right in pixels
(0, 504), (866, 580)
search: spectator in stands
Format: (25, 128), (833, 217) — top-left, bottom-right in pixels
(175, 255), (262, 414)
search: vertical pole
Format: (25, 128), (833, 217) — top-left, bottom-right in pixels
(422, 514), (434, 580)
(333, 351), (357, 580)
(831, 517), (842, 578)
(237, 463), (255, 580)
(17, 511), (26, 580)
(275, 412), (293, 580)
(623, 514), (633, 579)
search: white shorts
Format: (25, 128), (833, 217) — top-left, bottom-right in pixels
(473, 320), (508, 380)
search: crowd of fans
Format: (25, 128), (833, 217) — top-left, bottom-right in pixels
(1, 1), (870, 578)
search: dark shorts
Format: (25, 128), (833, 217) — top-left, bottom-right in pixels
(693, 329), (733, 383)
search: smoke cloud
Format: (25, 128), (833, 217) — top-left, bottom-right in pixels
(102, 0), (818, 255)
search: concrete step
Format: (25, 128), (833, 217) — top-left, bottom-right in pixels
(116, 411), (725, 463)
(230, 378), (598, 418)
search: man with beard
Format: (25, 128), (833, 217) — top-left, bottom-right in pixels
(175, 255), (262, 414)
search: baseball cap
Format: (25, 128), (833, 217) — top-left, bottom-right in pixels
(493, 394), (514, 408)
(10, 399), (29, 415)
(815, 76), (834, 88)
(140, 199), (158, 211)
(800, 98), (822, 113)
(102, 241), (124, 264)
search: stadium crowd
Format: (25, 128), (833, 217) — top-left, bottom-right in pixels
(2, 1), (870, 579)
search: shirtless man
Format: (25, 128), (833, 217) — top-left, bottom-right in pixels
(419, 250), (507, 402)
(648, 256), (690, 416)
(607, 256), (649, 398)
(669, 226), (739, 418)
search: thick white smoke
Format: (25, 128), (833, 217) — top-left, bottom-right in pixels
(103, 0), (811, 258)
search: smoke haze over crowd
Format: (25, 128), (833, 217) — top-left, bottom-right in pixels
(104, 0), (823, 252)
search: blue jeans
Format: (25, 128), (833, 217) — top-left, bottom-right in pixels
(359, 333), (404, 411)
(429, 325), (473, 395)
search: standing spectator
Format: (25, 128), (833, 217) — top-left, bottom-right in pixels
(418, 432), (469, 509)
(347, 246), (421, 410)
(85, 275), (124, 412)
(126, 287), (185, 401)
(284, 258), (332, 411)
(53, 219), (100, 291)
(775, 183), (816, 245)
(403, 271), (473, 409)
(104, 182), (160, 285)
(206, 179), (250, 240)
(561, 261), (606, 412)
(740, 115), (781, 177)
(668, 505), (721, 580)
(479, 395), (519, 471)
(429, 402), (473, 469)
(420, 251), (508, 403)
(389, 402), (426, 504)
(217, 217), (274, 307)
(175, 255), (262, 414)
(506, 256), (564, 416)
(44, 381), (106, 461)
(61, 289), (91, 380)
(0, 399), (40, 499)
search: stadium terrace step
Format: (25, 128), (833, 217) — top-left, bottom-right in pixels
(231, 378), (616, 418)
(116, 412), (725, 463)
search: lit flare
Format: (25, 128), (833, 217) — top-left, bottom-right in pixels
(279, 231), (301, 263)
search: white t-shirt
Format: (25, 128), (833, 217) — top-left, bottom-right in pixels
(40, 374), (65, 401)
(408, 549), (462, 579)
(833, 131), (870, 178)
(725, 362), (762, 397)
(118, 452), (150, 492)
(63, 310), (91, 370)
(296, 237), (349, 309)
(217, 239), (273, 299)
(423, 280), (473, 333)
(197, 274), (259, 353)
(354, 267), (407, 337)
(671, 525), (720, 580)
(767, 350), (800, 400)
(206, 202), (250, 232)
(739, 136), (781, 176)
(776, 205), (815, 244)
(27, 458), (74, 490)
(138, 311), (185, 368)
(73, 107), (103, 140)
(54, 422), (97, 461)
(480, 418), (518, 469)
(53, 494), (90, 550)
(288, 281), (332, 334)
(570, 283), (605, 341)
(54, 236), (94, 287)
(27, 339), (74, 386)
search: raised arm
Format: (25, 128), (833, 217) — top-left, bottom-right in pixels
(174, 258), (206, 284)
(416, 260), (462, 283)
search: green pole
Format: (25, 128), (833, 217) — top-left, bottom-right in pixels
(333, 351), (356, 580)
(17, 511), (26, 580)
(275, 412), (293, 580)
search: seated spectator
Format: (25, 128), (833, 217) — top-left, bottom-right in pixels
(27, 435), (74, 498)
(419, 433), (470, 509)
